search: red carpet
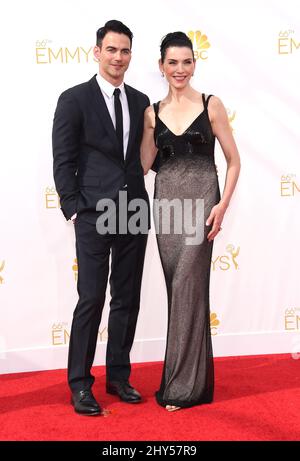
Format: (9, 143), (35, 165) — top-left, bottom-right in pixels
(0, 354), (300, 441)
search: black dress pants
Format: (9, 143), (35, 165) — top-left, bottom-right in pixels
(68, 214), (148, 391)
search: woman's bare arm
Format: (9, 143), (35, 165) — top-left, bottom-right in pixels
(140, 106), (158, 175)
(206, 96), (241, 241)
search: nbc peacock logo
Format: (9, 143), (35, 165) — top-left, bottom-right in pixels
(210, 312), (220, 335)
(188, 30), (211, 60)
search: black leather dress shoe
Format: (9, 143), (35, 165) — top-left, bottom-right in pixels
(106, 381), (142, 403)
(71, 389), (102, 415)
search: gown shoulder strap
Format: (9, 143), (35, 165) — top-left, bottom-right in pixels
(202, 93), (214, 110)
(153, 101), (161, 119)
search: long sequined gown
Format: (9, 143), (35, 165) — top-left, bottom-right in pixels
(153, 94), (220, 408)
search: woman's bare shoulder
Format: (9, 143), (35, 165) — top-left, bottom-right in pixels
(144, 104), (156, 128)
(207, 94), (224, 109)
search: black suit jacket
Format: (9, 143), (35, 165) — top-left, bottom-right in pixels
(52, 75), (150, 222)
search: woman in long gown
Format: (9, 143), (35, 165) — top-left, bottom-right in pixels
(141, 32), (240, 411)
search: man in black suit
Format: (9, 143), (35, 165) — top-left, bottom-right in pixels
(52, 20), (150, 415)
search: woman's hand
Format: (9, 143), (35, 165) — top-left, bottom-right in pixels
(206, 202), (227, 242)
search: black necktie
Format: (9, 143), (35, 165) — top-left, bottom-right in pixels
(113, 88), (124, 158)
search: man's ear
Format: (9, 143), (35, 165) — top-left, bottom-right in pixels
(93, 45), (101, 62)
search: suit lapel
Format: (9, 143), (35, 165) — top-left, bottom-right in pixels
(88, 76), (123, 165)
(125, 84), (139, 163)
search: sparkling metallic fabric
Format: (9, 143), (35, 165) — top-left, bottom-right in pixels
(153, 95), (220, 408)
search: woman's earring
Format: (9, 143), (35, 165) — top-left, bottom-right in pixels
(161, 72), (164, 77)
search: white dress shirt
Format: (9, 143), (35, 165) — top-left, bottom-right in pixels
(96, 73), (130, 158)
(71, 74), (130, 222)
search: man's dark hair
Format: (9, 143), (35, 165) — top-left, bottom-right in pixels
(160, 31), (194, 63)
(96, 20), (133, 48)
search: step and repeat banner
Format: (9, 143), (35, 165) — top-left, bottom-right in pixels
(1, 0), (299, 373)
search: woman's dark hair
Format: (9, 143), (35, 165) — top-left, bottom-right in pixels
(160, 31), (194, 63)
(96, 20), (133, 48)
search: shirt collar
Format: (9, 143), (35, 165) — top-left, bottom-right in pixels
(96, 73), (125, 98)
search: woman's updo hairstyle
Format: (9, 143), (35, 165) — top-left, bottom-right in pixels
(160, 31), (194, 63)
